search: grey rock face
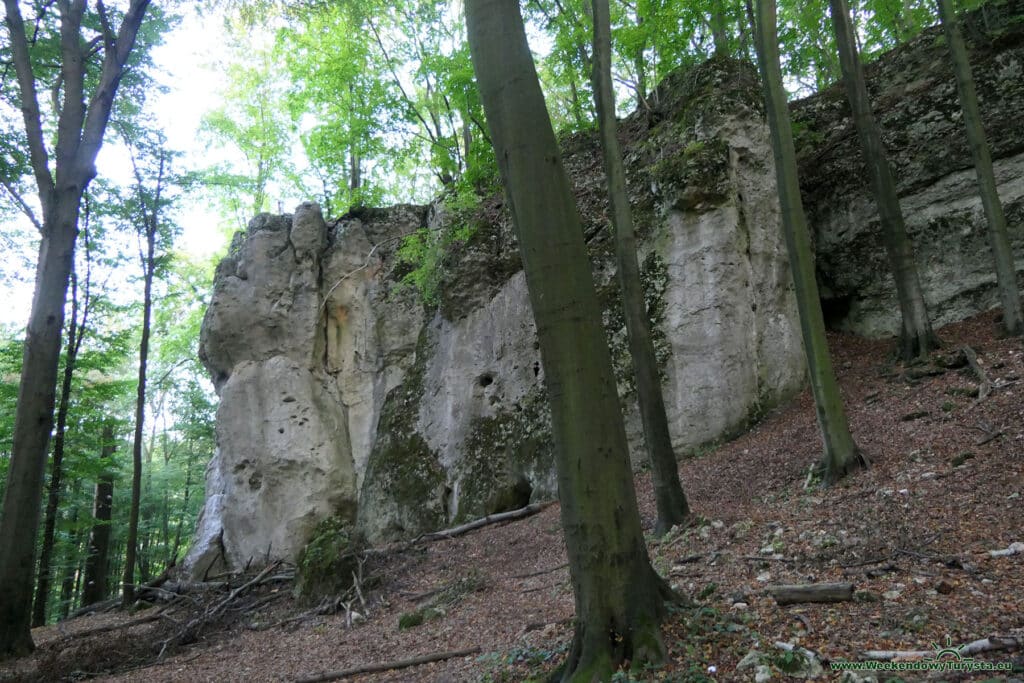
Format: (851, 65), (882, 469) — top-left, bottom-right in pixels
(183, 11), (1024, 560)
(792, 0), (1024, 335)
(183, 58), (807, 566)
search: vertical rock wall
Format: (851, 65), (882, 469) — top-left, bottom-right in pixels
(182, 56), (805, 572)
(792, 0), (1024, 335)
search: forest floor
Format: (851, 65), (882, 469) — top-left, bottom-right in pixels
(3, 309), (1024, 683)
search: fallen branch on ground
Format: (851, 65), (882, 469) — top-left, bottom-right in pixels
(743, 555), (797, 563)
(158, 561), (281, 658)
(54, 609), (170, 646)
(861, 636), (1020, 660)
(294, 645), (482, 683)
(413, 502), (555, 543)
(766, 582), (854, 605)
(68, 597), (120, 618)
(512, 562), (569, 580)
(962, 346), (993, 401)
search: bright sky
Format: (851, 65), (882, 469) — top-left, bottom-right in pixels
(0, 8), (229, 329)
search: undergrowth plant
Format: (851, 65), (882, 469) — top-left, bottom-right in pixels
(395, 184), (482, 306)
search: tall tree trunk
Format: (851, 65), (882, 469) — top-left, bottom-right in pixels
(171, 439), (196, 560)
(57, 504), (82, 620)
(591, 0), (691, 533)
(936, 0), (1022, 336)
(31, 270), (80, 627)
(829, 0), (938, 360)
(0, 197), (79, 656)
(32, 225), (91, 627)
(711, 0), (731, 56)
(632, 12), (648, 110)
(0, 0), (151, 658)
(466, 2), (675, 679)
(81, 425), (115, 607)
(753, 0), (867, 484)
(122, 222), (156, 607)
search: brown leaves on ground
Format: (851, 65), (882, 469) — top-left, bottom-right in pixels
(4, 309), (1023, 682)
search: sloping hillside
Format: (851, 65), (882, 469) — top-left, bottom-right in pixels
(4, 310), (1023, 682)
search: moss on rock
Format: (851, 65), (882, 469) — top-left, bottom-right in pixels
(357, 328), (448, 541)
(452, 388), (553, 524)
(293, 516), (364, 603)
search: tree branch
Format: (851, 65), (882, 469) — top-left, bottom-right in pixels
(76, 0), (151, 182)
(0, 178), (43, 232)
(3, 0), (56, 217)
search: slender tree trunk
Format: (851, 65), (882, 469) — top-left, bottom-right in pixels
(0, 0), (151, 658)
(54, 478), (82, 620)
(711, 0), (731, 56)
(31, 272), (79, 627)
(171, 440), (196, 560)
(0, 196), (80, 656)
(829, 0), (938, 360)
(591, 0), (691, 533)
(122, 226), (156, 606)
(936, 0), (1022, 335)
(466, 2), (675, 679)
(632, 13), (648, 110)
(81, 425), (115, 607)
(753, 0), (867, 484)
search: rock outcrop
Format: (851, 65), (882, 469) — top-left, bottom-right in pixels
(183, 58), (805, 573)
(184, 1), (1024, 572)
(793, 0), (1024, 335)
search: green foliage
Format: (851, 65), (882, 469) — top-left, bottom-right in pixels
(294, 516), (363, 603)
(476, 642), (569, 682)
(394, 188), (482, 306)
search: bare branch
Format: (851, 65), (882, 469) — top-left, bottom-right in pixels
(3, 0), (56, 216)
(0, 178), (43, 232)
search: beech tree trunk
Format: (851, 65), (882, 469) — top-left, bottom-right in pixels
(936, 0), (1022, 336)
(591, 0), (690, 533)
(466, 2), (674, 679)
(81, 426), (116, 607)
(31, 269), (80, 627)
(829, 0), (938, 360)
(123, 163), (161, 606)
(56, 497), (83, 620)
(753, 0), (866, 484)
(711, 0), (731, 56)
(0, 0), (151, 658)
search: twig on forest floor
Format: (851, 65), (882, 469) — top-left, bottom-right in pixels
(54, 608), (171, 647)
(512, 562), (569, 579)
(157, 561), (282, 659)
(962, 346), (993, 403)
(366, 502), (555, 557)
(742, 555), (798, 563)
(294, 645), (482, 683)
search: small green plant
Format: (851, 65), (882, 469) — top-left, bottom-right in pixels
(772, 647), (807, 674)
(394, 184), (481, 306)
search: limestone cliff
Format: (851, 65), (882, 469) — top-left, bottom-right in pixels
(183, 1), (1024, 574)
(793, 0), (1024, 335)
(183, 58), (805, 574)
